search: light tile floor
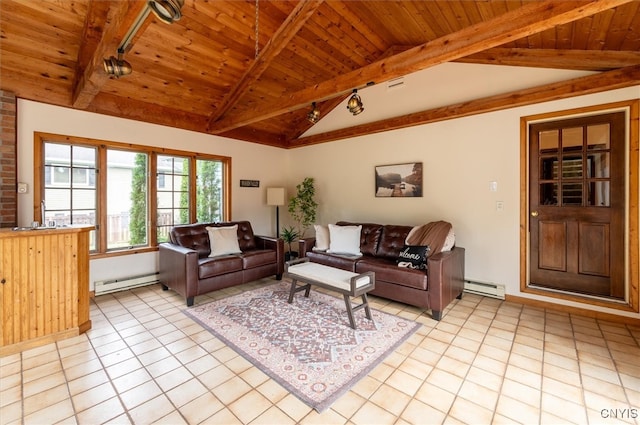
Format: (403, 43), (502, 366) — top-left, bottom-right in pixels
(1, 278), (639, 425)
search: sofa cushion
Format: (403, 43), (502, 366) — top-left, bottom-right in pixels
(356, 256), (428, 291)
(327, 224), (362, 256)
(170, 223), (211, 257)
(235, 221), (257, 251)
(337, 222), (383, 256)
(241, 249), (277, 269)
(376, 225), (412, 259)
(207, 225), (242, 257)
(199, 256), (243, 279)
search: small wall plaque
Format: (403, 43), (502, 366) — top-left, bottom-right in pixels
(240, 179), (260, 188)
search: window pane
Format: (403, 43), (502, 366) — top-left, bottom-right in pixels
(44, 188), (70, 210)
(157, 155), (190, 241)
(562, 183), (582, 205)
(72, 189), (96, 210)
(588, 152), (610, 178)
(562, 127), (583, 152)
(45, 143), (70, 164)
(53, 166), (70, 185)
(539, 130), (558, 153)
(562, 156), (582, 178)
(540, 157), (558, 180)
(196, 159), (223, 223)
(587, 124), (610, 150)
(107, 150), (148, 250)
(72, 146), (96, 167)
(540, 183), (557, 205)
(43, 142), (98, 250)
(588, 181), (610, 207)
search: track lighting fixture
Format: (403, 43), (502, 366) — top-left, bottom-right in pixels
(307, 102), (320, 124)
(347, 89), (364, 116)
(103, 0), (184, 78)
(103, 49), (132, 78)
(148, 0), (184, 24)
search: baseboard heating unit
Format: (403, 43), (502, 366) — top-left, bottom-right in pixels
(94, 272), (160, 296)
(464, 280), (506, 300)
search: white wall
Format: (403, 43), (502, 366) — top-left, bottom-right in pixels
(15, 83), (640, 318)
(288, 86), (640, 319)
(16, 100), (289, 286)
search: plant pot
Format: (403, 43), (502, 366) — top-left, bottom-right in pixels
(285, 251), (298, 262)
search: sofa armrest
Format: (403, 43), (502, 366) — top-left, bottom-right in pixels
(298, 237), (316, 258)
(254, 235), (285, 275)
(158, 243), (200, 303)
(427, 246), (465, 320)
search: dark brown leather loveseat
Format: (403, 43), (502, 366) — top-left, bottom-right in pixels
(299, 221), (465, 320)
(159, 221), (284, 306)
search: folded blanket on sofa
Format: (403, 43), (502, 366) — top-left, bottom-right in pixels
(405, 220), (452, 256)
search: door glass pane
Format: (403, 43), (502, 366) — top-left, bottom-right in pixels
(562, 183), (582, 205)
(562, 127), (583, 152)
(587, 124), (610, 150)
(539, 130), (558, 153)
(588, 181), (610, 206)
(540, 183), (558, 205)
(588, 152), (609, 178)
(562, 156), (582, 178)
(540, 157), (558, 180)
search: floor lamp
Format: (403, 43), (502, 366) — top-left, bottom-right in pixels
(267, 188), (285, 238)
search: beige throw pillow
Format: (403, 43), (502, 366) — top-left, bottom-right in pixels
(313, 224), (330, 251)
(206, 225), (241, 257)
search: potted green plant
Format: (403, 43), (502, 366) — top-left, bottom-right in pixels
(288, 177), (318, 238)
(281, 225), (299, 261)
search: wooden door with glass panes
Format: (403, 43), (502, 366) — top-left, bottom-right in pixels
(529, 112), (625, 299)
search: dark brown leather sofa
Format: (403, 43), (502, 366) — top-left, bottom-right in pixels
(299, 221), (465, 320)
(159, 221), (284, 306)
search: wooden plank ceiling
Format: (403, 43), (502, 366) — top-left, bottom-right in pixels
(1, 0), (639, 149)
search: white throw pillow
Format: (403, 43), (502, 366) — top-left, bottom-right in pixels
(313, 224), (330, 251)
(206, 225), (241, 257)
(327, 224), (362, 256)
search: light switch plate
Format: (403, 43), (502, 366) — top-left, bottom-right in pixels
(17, 182), (28, 193)
(489, 181), (498, 192)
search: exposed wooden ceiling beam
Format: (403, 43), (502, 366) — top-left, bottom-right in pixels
(219, 128), (287, 148)
(208, 0), (634, 134)
(86, 92), (210, 132)
(458, 48), (640, 71)
(206, 0), (324, 129)
(72, 0), (148, 109)
(290, 65), (640, 147)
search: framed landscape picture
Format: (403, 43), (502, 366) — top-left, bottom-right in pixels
(375, 162), (423, 197)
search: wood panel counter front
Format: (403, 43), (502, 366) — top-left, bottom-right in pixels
(0, 226), (93, 356)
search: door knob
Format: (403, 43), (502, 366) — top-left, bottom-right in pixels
(531, 211), (539, 217)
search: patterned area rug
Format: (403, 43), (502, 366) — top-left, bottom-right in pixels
(183, 281), (420, 412)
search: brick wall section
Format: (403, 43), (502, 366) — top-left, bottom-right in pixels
(0, 90), (17, 228)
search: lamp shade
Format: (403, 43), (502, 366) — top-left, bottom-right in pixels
(267, 187), (285, 206)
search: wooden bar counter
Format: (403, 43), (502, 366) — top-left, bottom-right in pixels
(0, 225), (93, 356)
